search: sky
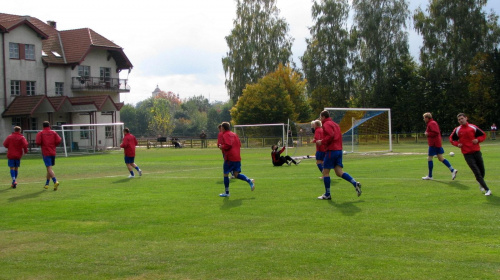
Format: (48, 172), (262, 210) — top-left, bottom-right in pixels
(3, 0), (500, 106)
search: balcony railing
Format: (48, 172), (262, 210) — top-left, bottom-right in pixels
(71, 77), (130, 92)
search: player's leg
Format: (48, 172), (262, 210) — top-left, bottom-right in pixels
(318, 151), (333, 199)
(131, 162), (142, 176)
(220, 161), (231, 197)
(333, 152), (362, 197)
(423, 147), (435, 180)
(464, 153), (489, 193)
(233, 162), (255, 191)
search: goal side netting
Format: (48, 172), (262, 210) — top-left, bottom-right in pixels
(324, 108), (392, 153)
(233, 123), (286, 150)
(61, 123), (124, 157)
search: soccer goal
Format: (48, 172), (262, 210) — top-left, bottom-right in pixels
(324, 108), (392, 153)
(61, 123), (125, 157)
(233, 123), (286, 149)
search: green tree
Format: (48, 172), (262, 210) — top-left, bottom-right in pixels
(231, 64), (307, 124)
(149, 98), (174, 137)
(301, 0), (352, 114)
(222, 0), (294, 103)
(414, 0), (500, 131)
(120, 104), (138, 133)
(352, 0), (410, 107)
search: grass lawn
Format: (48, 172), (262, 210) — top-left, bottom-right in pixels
(0, 142), (499, 279)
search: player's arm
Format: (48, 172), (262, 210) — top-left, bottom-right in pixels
(474, 126), (486, 143)
(426, 122), (439, 137)
(449, 128), (460, 146)
(22, 137), (28, 154)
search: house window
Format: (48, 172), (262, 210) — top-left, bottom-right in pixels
(55, 82), (64, 95)
(31, 118), (37, 130)
(78, 65), (90, 78)
(26, 81), (36, 96)
(9, 43), (19, 59)
(12, 117), (22, 127)
(100, 67), (111, 81)
(80, 126), (89, 139)
(10, 81), (20, 95)
(105, 126), (113, 139)
(25, 44), (35, 60)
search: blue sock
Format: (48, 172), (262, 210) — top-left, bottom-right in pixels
(14, 170), (18, 179)
(442, 159), (453, 171)
(224, 177), (230, 194)
(10, 170), (16, 181)
(130, 171), (134, 176)
(135, 166), (140, 171)
(317, 164), (323, 173)
(237, 173), (250, 183)
(52, 177), (57, 183)
(428, 161), (433, 177)
(341, 172), (356, 187)
(45, 179), (50, 185)
(324, 176), (331, 196)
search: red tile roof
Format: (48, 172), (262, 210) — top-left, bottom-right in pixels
(2, 95), (123, 117)
(0, 13), (132, 69)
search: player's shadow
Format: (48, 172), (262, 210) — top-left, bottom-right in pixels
(112, 178), (137, 184)
(0, 187), (13, 194)
(433, 180), (469, 191)
(328, 200), (363, 216)
(8, 190), (45, 202)
(220, 197), (255, 210)
(485, 194), (500, 206)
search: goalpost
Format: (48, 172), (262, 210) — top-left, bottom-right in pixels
(324, 108), (392, 153)
(61, 122), (125, 157)
(233, 123), (286, 150)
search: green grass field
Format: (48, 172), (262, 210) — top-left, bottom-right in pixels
(1, 142), (499, 279)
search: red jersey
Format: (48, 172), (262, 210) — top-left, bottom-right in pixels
(220, 130), (241, 162)
(3, 132), (28, 160)
(120, 133), (138, 157)
(312, 127), (326, 152)
(321, 117), (342, 151)
(450, 122), (486, 154)
(35, 127), (62, 156)
(425, 119), (442, 147)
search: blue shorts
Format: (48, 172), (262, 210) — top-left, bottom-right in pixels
(323, 150), (343, 170)
(8, 159), (21, 168)
(223, 161), (241, 175)
(428, 146), (445, 156)
(124, 156), (135, 164)
(43, 156), (56, 167)
(315, 151), (325, 161)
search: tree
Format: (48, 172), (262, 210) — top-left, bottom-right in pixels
(352, 0), (411, 107)
(120, 104), (138, 134)
(149, 98), (174, 137)
(301, 0), (353, 114)
(222, 0), (294, 103)
(231, 64), (306, 124)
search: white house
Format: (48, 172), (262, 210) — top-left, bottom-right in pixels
(0, 13), (133, 151)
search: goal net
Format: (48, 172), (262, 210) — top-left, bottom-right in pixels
(233, 123), (286, 150)
(324, 108), (392, 153)
(61, 123), (125, 157)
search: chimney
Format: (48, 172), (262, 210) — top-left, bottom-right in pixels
(47, 21), (57, 29)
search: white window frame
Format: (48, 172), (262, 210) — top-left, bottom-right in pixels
(55, 82), (64, 95)
(26, 81), (36, 96)
(25, 44), (35, 60)
(100, 67), (111, 81)
(78, 65), (90, 78)
(9, 43), (19, 59)
(10, 81), (20, 96)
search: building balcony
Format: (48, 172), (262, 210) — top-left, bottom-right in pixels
(71, 77), (130, 92)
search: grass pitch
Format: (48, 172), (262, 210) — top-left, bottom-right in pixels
(0, 142), (499, 279)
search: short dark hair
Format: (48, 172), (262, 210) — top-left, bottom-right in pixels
(221, 122), (230, 131)
(123, 128), (130, 133)
(43, 121), (50, 128)
(14, 126), (21, 132)
(320, 110), (330, 118)
(457, 113), (467, 118)
(271, 145), (277, 150)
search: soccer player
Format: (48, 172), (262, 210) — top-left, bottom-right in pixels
(311, 119), (325, 179)
(3, 126), (28, 189)
(36, 121), (62, 191)
(422, 112), (457, 180)
(450, 113), (491, 196)
(218, 122), (254, 197)
(120, 128), (142, 178)
(271, 145), (300, 166)
(316, 110), (361, 199)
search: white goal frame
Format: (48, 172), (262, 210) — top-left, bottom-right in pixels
(61, 122), (124, 157)
(324, 108), (392, 152)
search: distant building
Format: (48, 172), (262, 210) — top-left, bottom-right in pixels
(0, 13), (133, 150)
(152, 85), (161, 98)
